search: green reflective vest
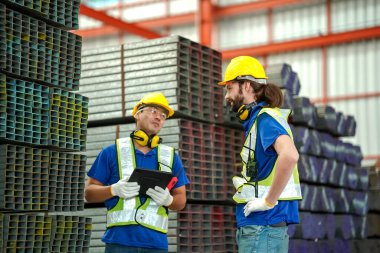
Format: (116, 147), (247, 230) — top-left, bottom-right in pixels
(107, 137), (174, 233)
(233, 108), (302, 203)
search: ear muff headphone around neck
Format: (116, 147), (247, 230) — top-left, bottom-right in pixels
(236, 102), (257, 121)
(130, 130), (162, 148)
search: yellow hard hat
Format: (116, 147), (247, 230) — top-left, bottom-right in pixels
(132, 92), (174, 118)
(218, 56), (268, 85)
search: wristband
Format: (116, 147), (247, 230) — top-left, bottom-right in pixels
(264, 198), (276, 208)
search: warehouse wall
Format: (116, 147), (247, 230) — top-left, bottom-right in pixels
(79, 0), (380, 160)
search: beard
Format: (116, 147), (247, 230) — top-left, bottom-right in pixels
(228, 94), (245, 113)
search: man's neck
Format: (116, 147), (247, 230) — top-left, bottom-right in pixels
(134, 141), (152, 154)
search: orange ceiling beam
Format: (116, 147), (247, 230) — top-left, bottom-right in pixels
(200, 0), (214, 46)
(138, 13), (195, 28)
(79, 4), (162, 39)
(215, 0), (305, 17)
(221, 26), (380, 59)
(312, 91), (380, 104)
(74, 0), (305, 38)
(73, 13), (195, 37)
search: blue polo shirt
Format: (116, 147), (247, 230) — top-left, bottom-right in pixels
(235, 102), (300, 228)
(88, 143), (190, 250)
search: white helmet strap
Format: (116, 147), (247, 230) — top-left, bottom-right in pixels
(236, 75), (267, 85)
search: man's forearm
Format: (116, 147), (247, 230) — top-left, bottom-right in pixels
(85, 184), (113, 203)
(265, 153), (297, 204)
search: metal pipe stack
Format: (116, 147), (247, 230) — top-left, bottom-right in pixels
(2, 0), (80, 29)
(79, 36), (231, 125)
(0, 1), (91, 252)
(0, 4), (81, 90)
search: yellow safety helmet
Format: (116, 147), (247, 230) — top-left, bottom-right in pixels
(132, 92), (174, 118)
(218, 56), (268, 85)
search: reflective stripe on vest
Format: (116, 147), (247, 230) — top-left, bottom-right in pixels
(107, 137), (174, 233)
(233, 108), (302, 203)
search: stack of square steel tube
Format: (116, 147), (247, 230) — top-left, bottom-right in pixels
(0, 1), (91, 252)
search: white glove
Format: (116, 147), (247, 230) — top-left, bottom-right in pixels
(243, 198), (278, 217)
(110, 178), (140, 199)
(146, 186), (173, 207)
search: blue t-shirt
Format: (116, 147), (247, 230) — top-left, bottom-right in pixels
(235, 102), (300, 228)
(88, 143), (190, 250)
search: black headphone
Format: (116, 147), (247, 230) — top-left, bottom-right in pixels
(236, 102), (257, 121)
(130, 130), (162, 148)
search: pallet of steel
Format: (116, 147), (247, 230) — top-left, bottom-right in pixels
(1, 213), (52, 253)
(300, 183), (369, 216)
(79, 46), (124, 122)
(0, 4), (81, 90)
(2, 0), (80, 29)
(0, 74), (88, 151)
(79, 36), (226, 125)
(297, 154), (364, 188)
(293, 125), (364, 162)
(0, 144), (49, 211)
(48, 151), (86, 212)
(124, 36), (223, 123)
(288, 212), (366, 242)
(49, 88), (88, 151)
(176, 204), (237, 253)
(0, 144), (87, 212)
(49, 214), (92, 253)
(70, 208), (107, 253)
(290, 96), (317, 128)
(84, 119), (244, 201)
(1, 74), (50, 145)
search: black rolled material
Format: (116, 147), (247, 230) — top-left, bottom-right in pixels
(315, 105), (337, 134)
(344, 115), (356, 137)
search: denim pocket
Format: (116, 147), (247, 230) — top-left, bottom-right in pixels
(241, 225), (262, 237)
(268, 226), (288, 239)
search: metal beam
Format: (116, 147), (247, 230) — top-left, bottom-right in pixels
(73, 13), (195, 37)
(221, 26), (380, 59)
(79, 4), (162, 39)
(200, 0), (214, 46)
(312, 91), (380, 104)
(75, 0), (304, 37)
(138, 13), (195, 28)
(215, 0), (305, 17)
(364, 154), (380, 161)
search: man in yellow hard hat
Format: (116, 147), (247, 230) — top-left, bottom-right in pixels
(218, 56), (302, 253)
(85, 92), (189, 252)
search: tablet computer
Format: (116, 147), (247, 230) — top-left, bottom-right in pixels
(128, 168), (174, 198)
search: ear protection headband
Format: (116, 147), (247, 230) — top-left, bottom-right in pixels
(236, 102), (257, 121)
(130, 130), (162, 148)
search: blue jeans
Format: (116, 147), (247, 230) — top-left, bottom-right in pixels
(105, 244), (168, 253)
(236, 225), (289, 253)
